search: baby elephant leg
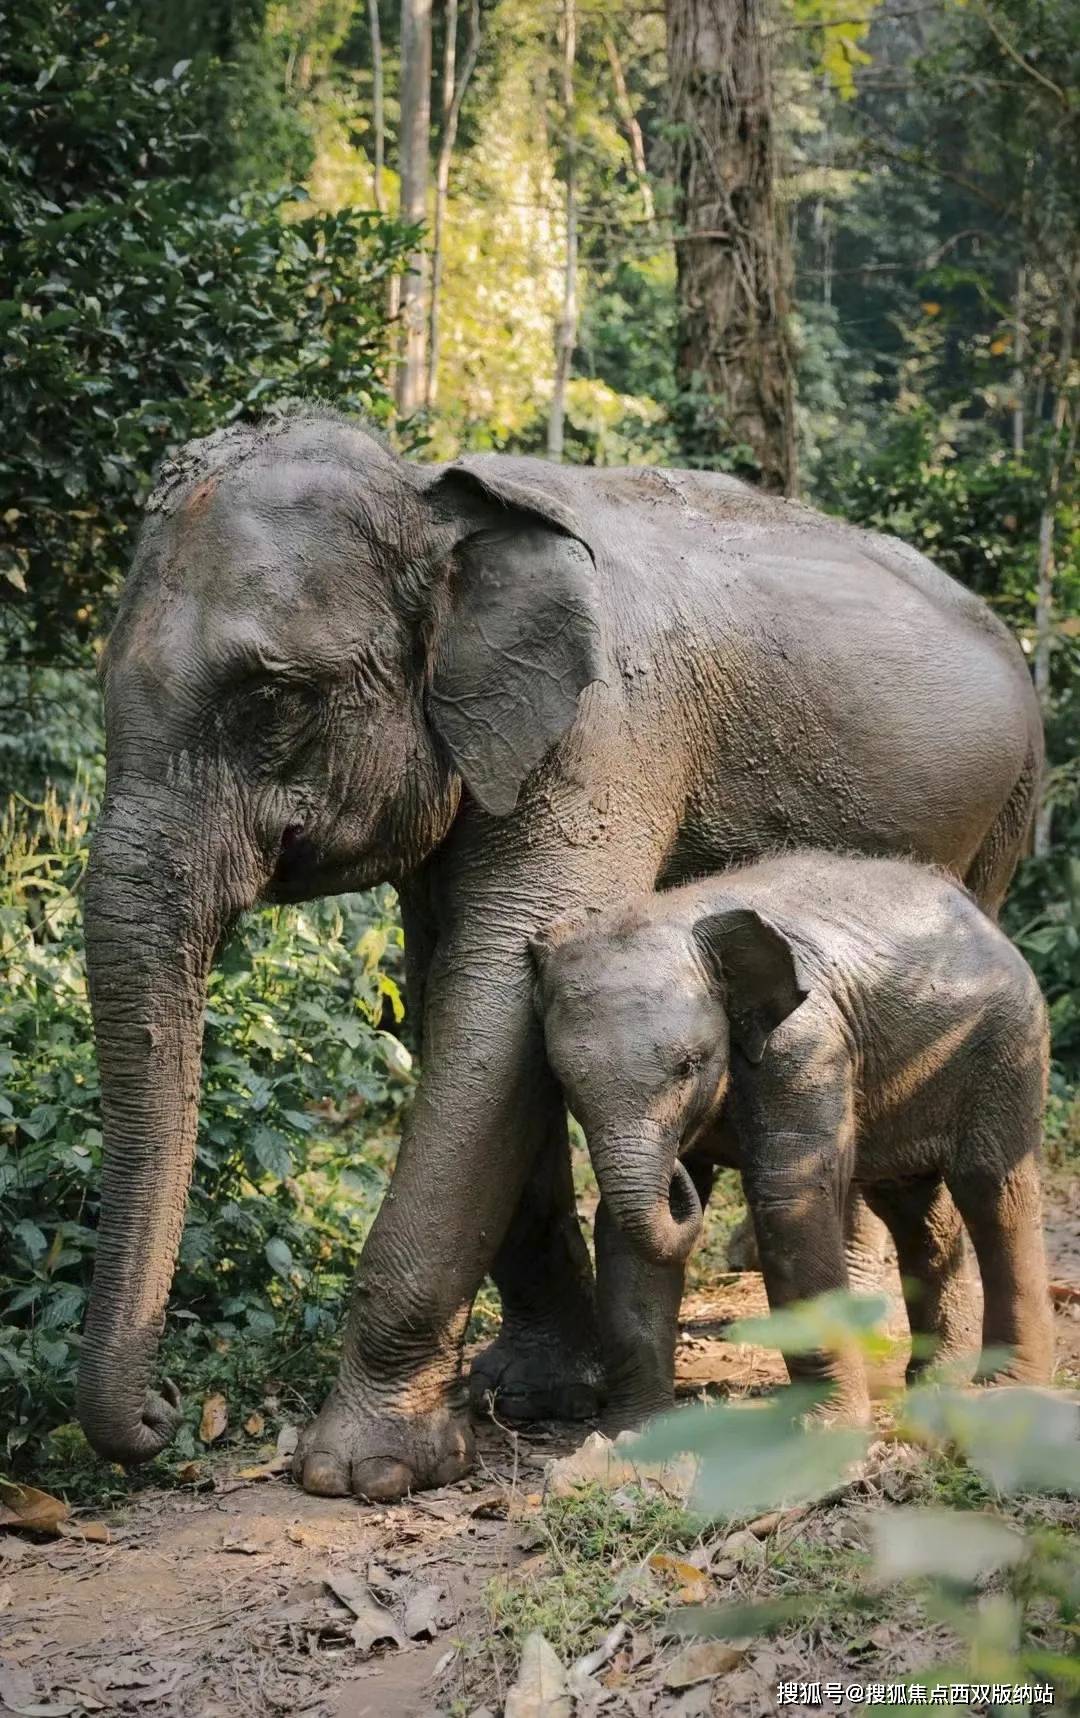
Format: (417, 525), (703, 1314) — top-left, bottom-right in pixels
(863, 1176), (978, 1382)
(947, 1139), (1054, 1387)
(594, 1197), (685, 1431)
(744, 1155), (870, 1424)
(842, 1187), (890, 1294)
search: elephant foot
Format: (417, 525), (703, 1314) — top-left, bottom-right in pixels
(469, 1320), (605, 1422)
(600, 1391), (673, 1438)
(292, 1387), (474, 1501)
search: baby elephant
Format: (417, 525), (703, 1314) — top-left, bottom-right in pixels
(531, 852), (1054, 1428)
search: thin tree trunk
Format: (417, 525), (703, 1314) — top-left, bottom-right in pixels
(548, 0), (578, 462)
(368, 0), (386, 212)
(397, 0), (432, 415)
(664, 0), (798, 495)
(426, 0), (481, 407)
(604, 33), (654, 222)
(1032, 256), (1079, 857)
(1011, 261), (1026, 457)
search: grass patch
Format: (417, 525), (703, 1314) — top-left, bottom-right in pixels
(475, 1483), (697, 1692)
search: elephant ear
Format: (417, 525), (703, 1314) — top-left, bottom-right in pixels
(693, 907), (808, 1065)
(423, 462), (605, 817)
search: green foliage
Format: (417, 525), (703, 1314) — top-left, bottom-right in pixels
(636, 1295), (1080, 1706)
(0, 0), (410, 664)
(0, 784), (413, 1470)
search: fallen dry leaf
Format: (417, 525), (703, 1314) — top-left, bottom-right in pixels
(243, 1411), (265, 1437)
(57, 1520), (110, 1544)
(286, 1525), (309, 1546)
(468, 1486), (511, 1519)
(322, 1571), (404, 1654)
(546, 1431), (696, 1503)
(570, 1620), (629, 1682)
(720, 1528), (767, 1569)
(403, 1582), (454, 1641)
(0, 1666), (36, 1712)
(0, 1480), (70, 1536)
(236, 1459), (288, 1482)
(175, 1461), (203, 1484)
(504, 1632), (572, 1718)
(663, 1639), (746, 1689)
(199, 1393), (228, 1444)
(647, 1553), (712, 1604)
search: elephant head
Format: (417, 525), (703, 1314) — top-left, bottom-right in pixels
(532, 901), (806, 1265)
(77, 411), (604, 1464)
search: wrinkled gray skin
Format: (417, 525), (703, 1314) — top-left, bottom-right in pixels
(533, 852), (1054, 1427)
(77, 410), (1043, 1498)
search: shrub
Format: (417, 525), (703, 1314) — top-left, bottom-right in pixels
(0, 783), (414, 1469)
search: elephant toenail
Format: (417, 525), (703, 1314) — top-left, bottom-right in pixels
(351, 1459), (414, 1502)
(302, 1452), (352, 1496)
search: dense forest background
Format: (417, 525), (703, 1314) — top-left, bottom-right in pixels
(2, 0), (1079, 1473)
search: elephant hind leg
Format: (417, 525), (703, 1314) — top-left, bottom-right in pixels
(862, 1175), (978, 1382)
(945, 1075), (1054, 1386)
(964, 741), (1040, 917)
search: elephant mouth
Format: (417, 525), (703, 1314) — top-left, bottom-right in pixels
(267, 825), (321, 901)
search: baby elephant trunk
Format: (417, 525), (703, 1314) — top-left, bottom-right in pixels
(589, 1125), (704, 1265)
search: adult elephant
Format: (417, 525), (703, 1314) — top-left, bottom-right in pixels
(77, 410), (1040, 1499)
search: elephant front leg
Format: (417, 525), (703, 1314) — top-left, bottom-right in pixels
(736, 1056), (871, 1426)
(293, 940), (570, 1500)
(469, 1130), (605, 1422)
(594, 1198), (686, 1432)
(399, 881), (605, 1426)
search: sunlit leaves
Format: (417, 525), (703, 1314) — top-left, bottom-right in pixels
(789, 0), (884, 99)
(727, 1290), (891, 1359)
(636, 1385), (869, 1521)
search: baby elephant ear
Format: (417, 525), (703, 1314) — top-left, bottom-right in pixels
(692, 907), (808, 1065)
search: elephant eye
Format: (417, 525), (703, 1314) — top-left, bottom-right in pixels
(675, 1047), (706, 1080)
(226, 679), (322, 755)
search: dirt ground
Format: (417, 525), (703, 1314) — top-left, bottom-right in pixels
(2, 1187), (1078, 1718)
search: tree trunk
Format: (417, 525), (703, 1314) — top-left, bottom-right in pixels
(1011, 261), (1026, 457)
(664, 0), (798, 495)
(548, 0), (578, 462)
(426, 0), (481, 407)
(397, 0), (432, 415)
(1032, 254), (1080, 856)
(604, 34), (654, 223)
(368, 0), (386, 212)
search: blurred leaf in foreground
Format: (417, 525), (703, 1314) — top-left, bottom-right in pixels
(903, 1385), (1080, 1494)
(636, 1386), (869, 1521)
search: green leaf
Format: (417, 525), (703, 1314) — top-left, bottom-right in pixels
(252, 1127), (293, 1179)
(727, 1291), (890, 1356)
(635, 1388), (869, 1520)
(903, 1385), (1080, 1494)
(14, 1218), (48, 1260)
(265, 1237), (294, 1279)
(871, 1508), (1028, 1586)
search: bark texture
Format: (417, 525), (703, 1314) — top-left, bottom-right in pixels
(397, 0), (432, 414)
(665, 0), (798, 494)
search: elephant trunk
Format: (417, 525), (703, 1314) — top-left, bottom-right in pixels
(588, 1124), (703, 1265)
(77, 781), (250, 1465)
